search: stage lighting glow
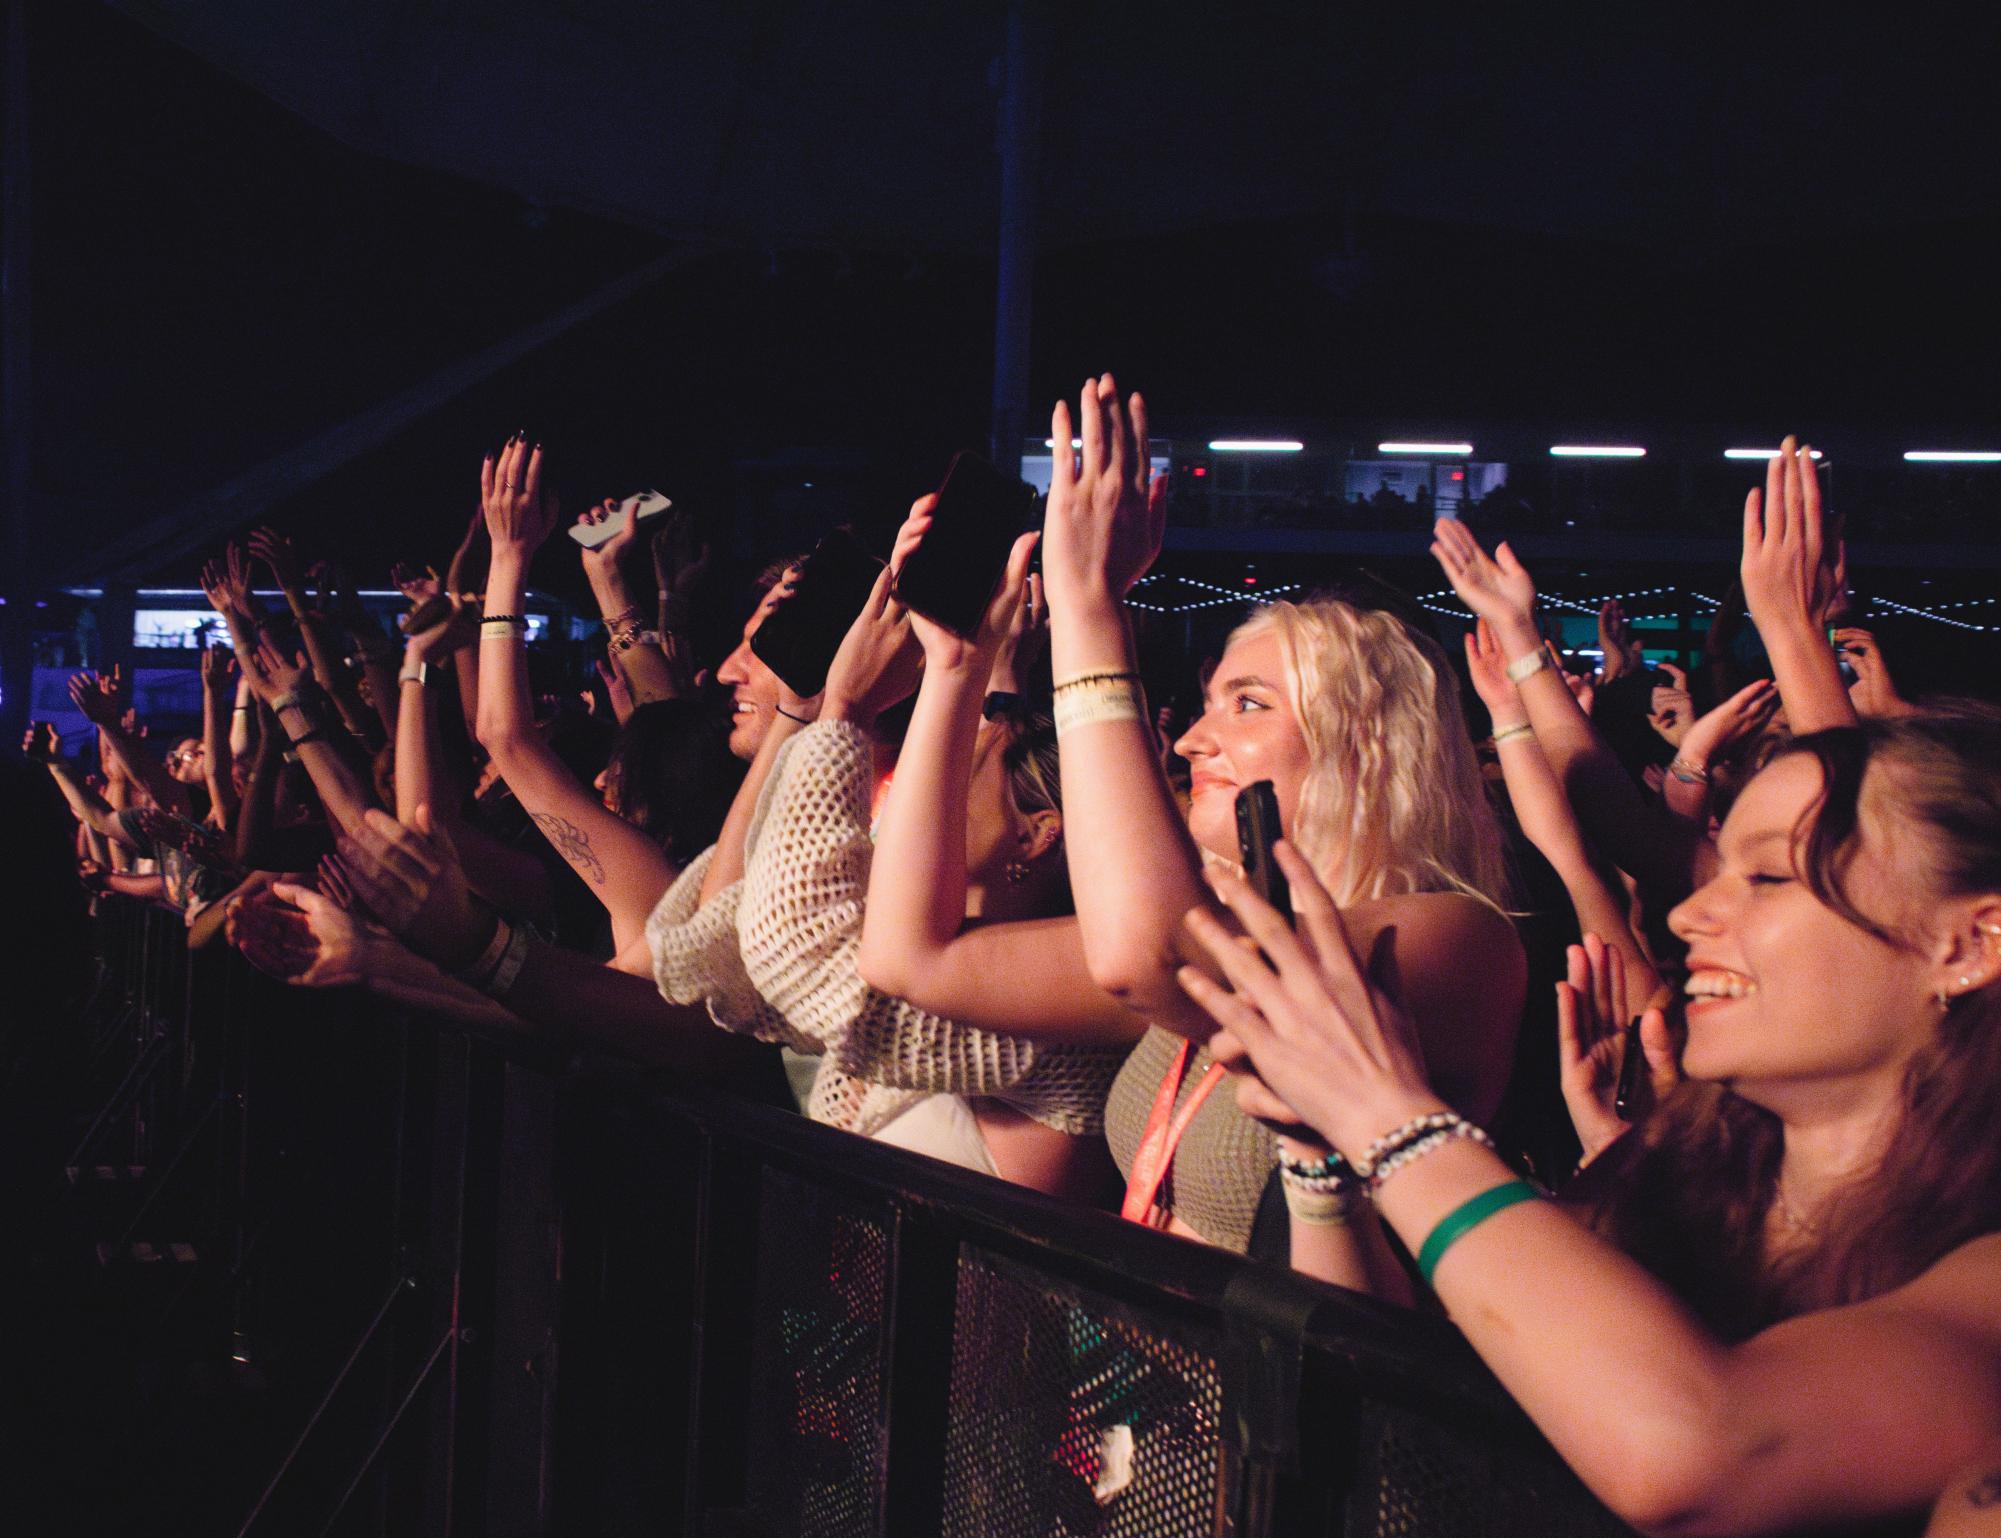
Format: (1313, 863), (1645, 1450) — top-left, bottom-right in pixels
(1904, 450), (2001, 462)
(1550, 445), (1646, 458)
(1377, 441), (1473, 455)
(1208, 439), (1303, 452)
(1724, 448), (1824, 460)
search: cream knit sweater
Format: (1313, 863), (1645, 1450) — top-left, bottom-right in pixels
(647, 718), (1121, 1137)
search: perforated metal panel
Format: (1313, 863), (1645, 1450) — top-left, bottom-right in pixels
(1349, 1401), (1635, 1538)
(743, 1171), (892, 1538)
(940, 1249), (1225, 1538)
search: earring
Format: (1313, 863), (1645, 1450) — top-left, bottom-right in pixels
(1005, 860), (1030, 885)
(1936, 984), (1955, 1010)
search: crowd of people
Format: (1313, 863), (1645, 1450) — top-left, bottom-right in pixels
(24, 378), (2001, 1536)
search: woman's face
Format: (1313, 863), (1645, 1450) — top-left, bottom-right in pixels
(1668, 753), (1940, 1102)
(1173, 627), (1313, 864)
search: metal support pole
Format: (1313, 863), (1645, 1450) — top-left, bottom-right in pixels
(987, 1), (1043, 478)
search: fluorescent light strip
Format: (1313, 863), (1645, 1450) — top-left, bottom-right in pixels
(1042, 438), (1083, 449)
(1904, 451), (2001, 463)
(1377, 441), (1473, 456)
(1208, 439), (1303, 453)
(1723, 448), (1823, 460)
(1550, 445), (1646, 458)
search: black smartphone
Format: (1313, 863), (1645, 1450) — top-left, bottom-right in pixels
(891, 450), (1039, 637)
(1613, 1017), (1646, 1120)
(1234, 781), (1292, 925)
(749, 527), (884, 698)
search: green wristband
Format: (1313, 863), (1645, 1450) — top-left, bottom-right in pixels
(1416, 1179), (1540, 1286)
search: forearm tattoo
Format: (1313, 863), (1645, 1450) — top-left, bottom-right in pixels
(530, 811), (606, 885)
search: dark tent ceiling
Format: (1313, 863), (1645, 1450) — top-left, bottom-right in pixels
(14, 2), (2001, 594)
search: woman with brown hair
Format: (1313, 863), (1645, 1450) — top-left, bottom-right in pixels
(1176, 706), (2001, 1535)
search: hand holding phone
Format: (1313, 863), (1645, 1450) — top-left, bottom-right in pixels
(749, 528), (886, 699)
(891, 451), (1039, 637)
(568, 490), (674, 549)
(1235, 781), (1292, 925)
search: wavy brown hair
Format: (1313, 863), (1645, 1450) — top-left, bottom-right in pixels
(1580, 705), (2001, 1339)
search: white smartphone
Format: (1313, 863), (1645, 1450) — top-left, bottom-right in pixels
(568, 490), (674, 549)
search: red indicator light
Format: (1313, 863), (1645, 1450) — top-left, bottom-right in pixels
(1192, 466), (1207, 477)
(1450, 470), (1465, 481)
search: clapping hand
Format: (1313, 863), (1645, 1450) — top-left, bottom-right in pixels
(819, 563), (924, 729)
(1556, 935), (1677, 1164)
(1741, 437), (1844, 634)
(391, 561), (442, 606)
(1430, 518), (1539, 652)
(1648, 662), (1694, 746)
(335, 806), (493, 969)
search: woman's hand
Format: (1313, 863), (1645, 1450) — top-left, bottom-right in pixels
(576, 497), (643, 587)
(22, 721), (61, 762)
(1039, 373), (1164, 612)
(1674, 678), (1779, 777)
(480, 435), (559, 558)
(68, 671), (122, 728)
(1741, 437), (1843, 634)
(404, 592), (480, 664)
(596, 654), (634, 722)
(199, 643), (236, 691)
(1833, 627), (1914, 719)
(1556, 935), (1677, 1164)
(240, 637), (310, 705)
(1430, 517), (1539, 645)
(1463, 617), (1525, 721)
(1174, 840), (1444, 1157)
(248, 526), (307, 594)
(445, 505), (490, 596)
(1648, 661), (1695, 746)
(888, 493), (1041, 673)
(819, 564), (923, 729)
(335, 805), (493, 969)
(391, 561), (441, 606)
(229, 878), (376, 988)
(1597, 600), (1642, 684)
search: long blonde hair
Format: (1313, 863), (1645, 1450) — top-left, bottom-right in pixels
(1228, 597), (1511, 910)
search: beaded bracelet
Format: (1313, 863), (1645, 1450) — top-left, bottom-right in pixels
(1367, 1120), (1495, 1193)
(1356, 1111), (1459, 1179)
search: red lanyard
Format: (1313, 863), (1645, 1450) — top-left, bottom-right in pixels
(1120, 1039), (1228, 1228)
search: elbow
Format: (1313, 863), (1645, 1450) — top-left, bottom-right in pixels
(1082, 939), (1182, 1018)
(854, 935), (912, 1001)
(475, 718), (528, 759)
(1579, 1420), (1742, 1538)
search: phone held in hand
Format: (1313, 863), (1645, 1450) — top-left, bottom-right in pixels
(891, 451), (1039, 637)
(749, 527), (885, 699)
(567, 490), (674, 549)
(1235, 780), (1292, 925)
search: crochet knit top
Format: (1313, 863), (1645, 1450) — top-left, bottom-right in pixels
(648, 719), (1124, 1138)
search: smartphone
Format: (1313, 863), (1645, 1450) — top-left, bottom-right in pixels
(1830, 627), (1859, 686)
(1234, 781), (1292, 925)
(1613, 1018), (1646, 1119)
(749, 527), (885, 698)
(567, 490), (674, 549)
(891, 451), (1039, 637)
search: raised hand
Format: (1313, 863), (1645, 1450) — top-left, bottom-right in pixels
(391, 561), (441, 605)
(1648, 661), (1694, 747)
(1741, 437), (1843, 631)
(446, 505), (490, 596)
(1039, 373), (1164, 608)
(68, 671), (121, 728)
(1832, 627), (1914, 719)
(596, 652), (634, 722)
(1674, 678), (1778, 778)
(1430, 517), (1538, 644)
(651, 508), (712, 630)
(576, 496), (644, 584)
(1597, 600), (1642, 684)
(480, 434), (559, 557)
(403, 591), (481, 663)
(199, 643), (236, 690)
(1174, 841), (1442, 1157)
(223, 542), (258, 614)
(335, 805), (492, 968)
(22, 721), (61, 762)
(820, 563), (925, 728)
(888, 492), (1042, 673)
(247, 526), (307, 593)
(237, 636), (310, 706)
(1462, 617), (1524, 721)
(1556, 935), (1677, 1163)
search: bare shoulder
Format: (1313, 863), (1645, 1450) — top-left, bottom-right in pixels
(1896, 1232), (2001, 1331)
(1342, 889), (1523, 971)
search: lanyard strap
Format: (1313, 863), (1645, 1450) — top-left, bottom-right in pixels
(1120, 1039), (1229, 1227)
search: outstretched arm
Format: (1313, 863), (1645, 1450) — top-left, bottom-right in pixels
(200, 645), (240, 831)
(858, 499), (1135, 1043)
(70, 669), (188, 816)
(477, 438), (679, 950)
(1740, 438), (1855, 734)
(578, 499), (685, 704)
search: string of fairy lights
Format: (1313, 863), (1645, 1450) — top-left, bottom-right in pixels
(1127, 573), (2001, 632)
